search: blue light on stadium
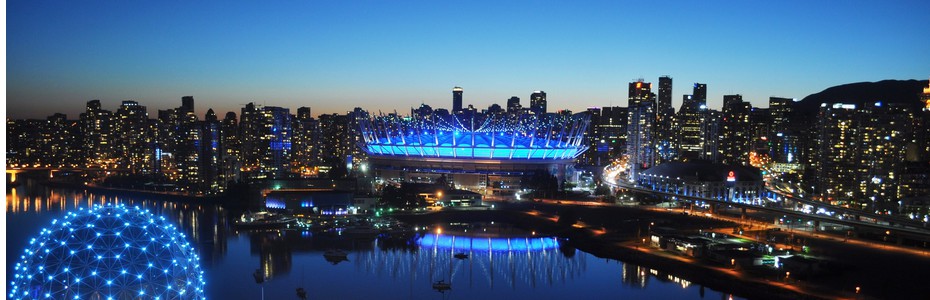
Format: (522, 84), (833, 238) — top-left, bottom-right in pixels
(417, 233), (559, 252)
(359, 112), (589, 160)
(9, 204), (206, 300)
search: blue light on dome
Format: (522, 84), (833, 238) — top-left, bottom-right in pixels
(9, 204), (206, 300)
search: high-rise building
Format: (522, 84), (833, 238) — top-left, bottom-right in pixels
(857, 102), (911, 212)
(80, 100), (114, 167)
(199, 109), (222, 194)
(318, 113), (349, 175)
(181, 96), (195, 115)
(599, 107), (629, 160)
(171, 96), (203, 193)
(749, 107), (771, 159)
(701, 109), (721, 163)
(240, 103), (293, 180)
(769, 97), (796, 164)
(693, 83), (707, 103)
(816, 103), (860, 204)
(115, 100), (152, 174)
(220, 112), (240, 184)
(720, 95), (752, 165)
(676, 93), (705, 161)
(582, 107), (602, 166)
(530, 91), (547, 115)
(656, 76), (675, 161)
(506, 96), (521, 114)
(452, 87), (464, 113)
(293, 107), (321, 177)
(626, 80), (656, 180)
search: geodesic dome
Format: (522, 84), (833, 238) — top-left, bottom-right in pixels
(9, 204), (206, 300)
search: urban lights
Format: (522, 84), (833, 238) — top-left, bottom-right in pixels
(9, 204), (206, 300)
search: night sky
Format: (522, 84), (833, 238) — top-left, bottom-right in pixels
(7, 0), (930, 119)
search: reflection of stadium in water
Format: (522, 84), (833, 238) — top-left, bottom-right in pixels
(358, 233), (586, 290)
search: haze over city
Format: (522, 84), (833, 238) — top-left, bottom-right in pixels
(8, 0), (930, 119)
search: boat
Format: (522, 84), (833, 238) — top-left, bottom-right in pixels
(323, 249), (348, 264)
(432, 280), (451, 292)
(296, 287), (308, 299)
(235, 211), (297, 230)
(454, 253), (469, 260)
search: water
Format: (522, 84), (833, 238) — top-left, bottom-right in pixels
(7, 179), (742, 300)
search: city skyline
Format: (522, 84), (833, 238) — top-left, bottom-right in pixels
(8, 1), (930, 119)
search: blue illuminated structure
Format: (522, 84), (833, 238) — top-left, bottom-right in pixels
(9, 204), (206, 300)
(417, 233), (559, 252)
(359, 112), (588, 160)
(359, 110), (589, 198)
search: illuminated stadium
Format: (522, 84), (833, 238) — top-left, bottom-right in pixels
(9, 204), (205, 300)
(359, 110), (589, 199)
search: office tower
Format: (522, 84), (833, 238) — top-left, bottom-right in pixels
(676, 94), (705, 161)
(598, 106), (629, 159)
(626, 80), (656, 180)
(749, 107), (771, 161)
(175, 107), (201, 193)
(816, 103), (860, 204)
(769, 97), (796, 164)
(656, 76), (675, 161)
(582, 107), (602, 166)
(293, 107), (321, 177)
(264, 106), (293, 179)
(693, 83), (707, 103)
(181, 96), (195, 115)
(318, 113), (349, 176)
(238, 105), (295, 180)
(857, 102), (911, 212)
(530, 91), (547, 115)
(199, 109), (222, 194)
(452, 87), (464, 113)
(115, 100), (152, 174)
(720, 95), (752, 165)
(220, 112), (241, 184)
(702, 109), (721, 163)
(80, 100), (114, 167)
(507, 96), (521, 114)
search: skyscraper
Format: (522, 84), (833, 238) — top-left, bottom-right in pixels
(769, 97), (796, 164)
(701, 109), (721, 163)
(220, 112), (240, 184)
(452, 87), (464, 113)
(676, 94), (705, 161)
(506, 96), (521, 114)
(181, 96), (195, 115)
(115, 100), (151, 173)
(816, 103), (860, 204)
(656, 76), (675, 161)
(530, 91), (547, 115)
(200, 109), (222, 193)
(293, 107), (321, 177)
(693, 83), (707, 103)
(80, 100), (114, 167)
(626, 80), (656, 180)
(240, 103), (293, 180)
(720, 95), (752, 165)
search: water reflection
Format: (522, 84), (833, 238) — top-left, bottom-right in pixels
(7, 179), (230, 269)
(8, 180), (743, 299)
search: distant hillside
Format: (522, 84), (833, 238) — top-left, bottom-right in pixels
(794, 79), (928, 115)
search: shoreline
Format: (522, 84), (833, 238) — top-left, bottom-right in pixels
(395, 206), (840, 300)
